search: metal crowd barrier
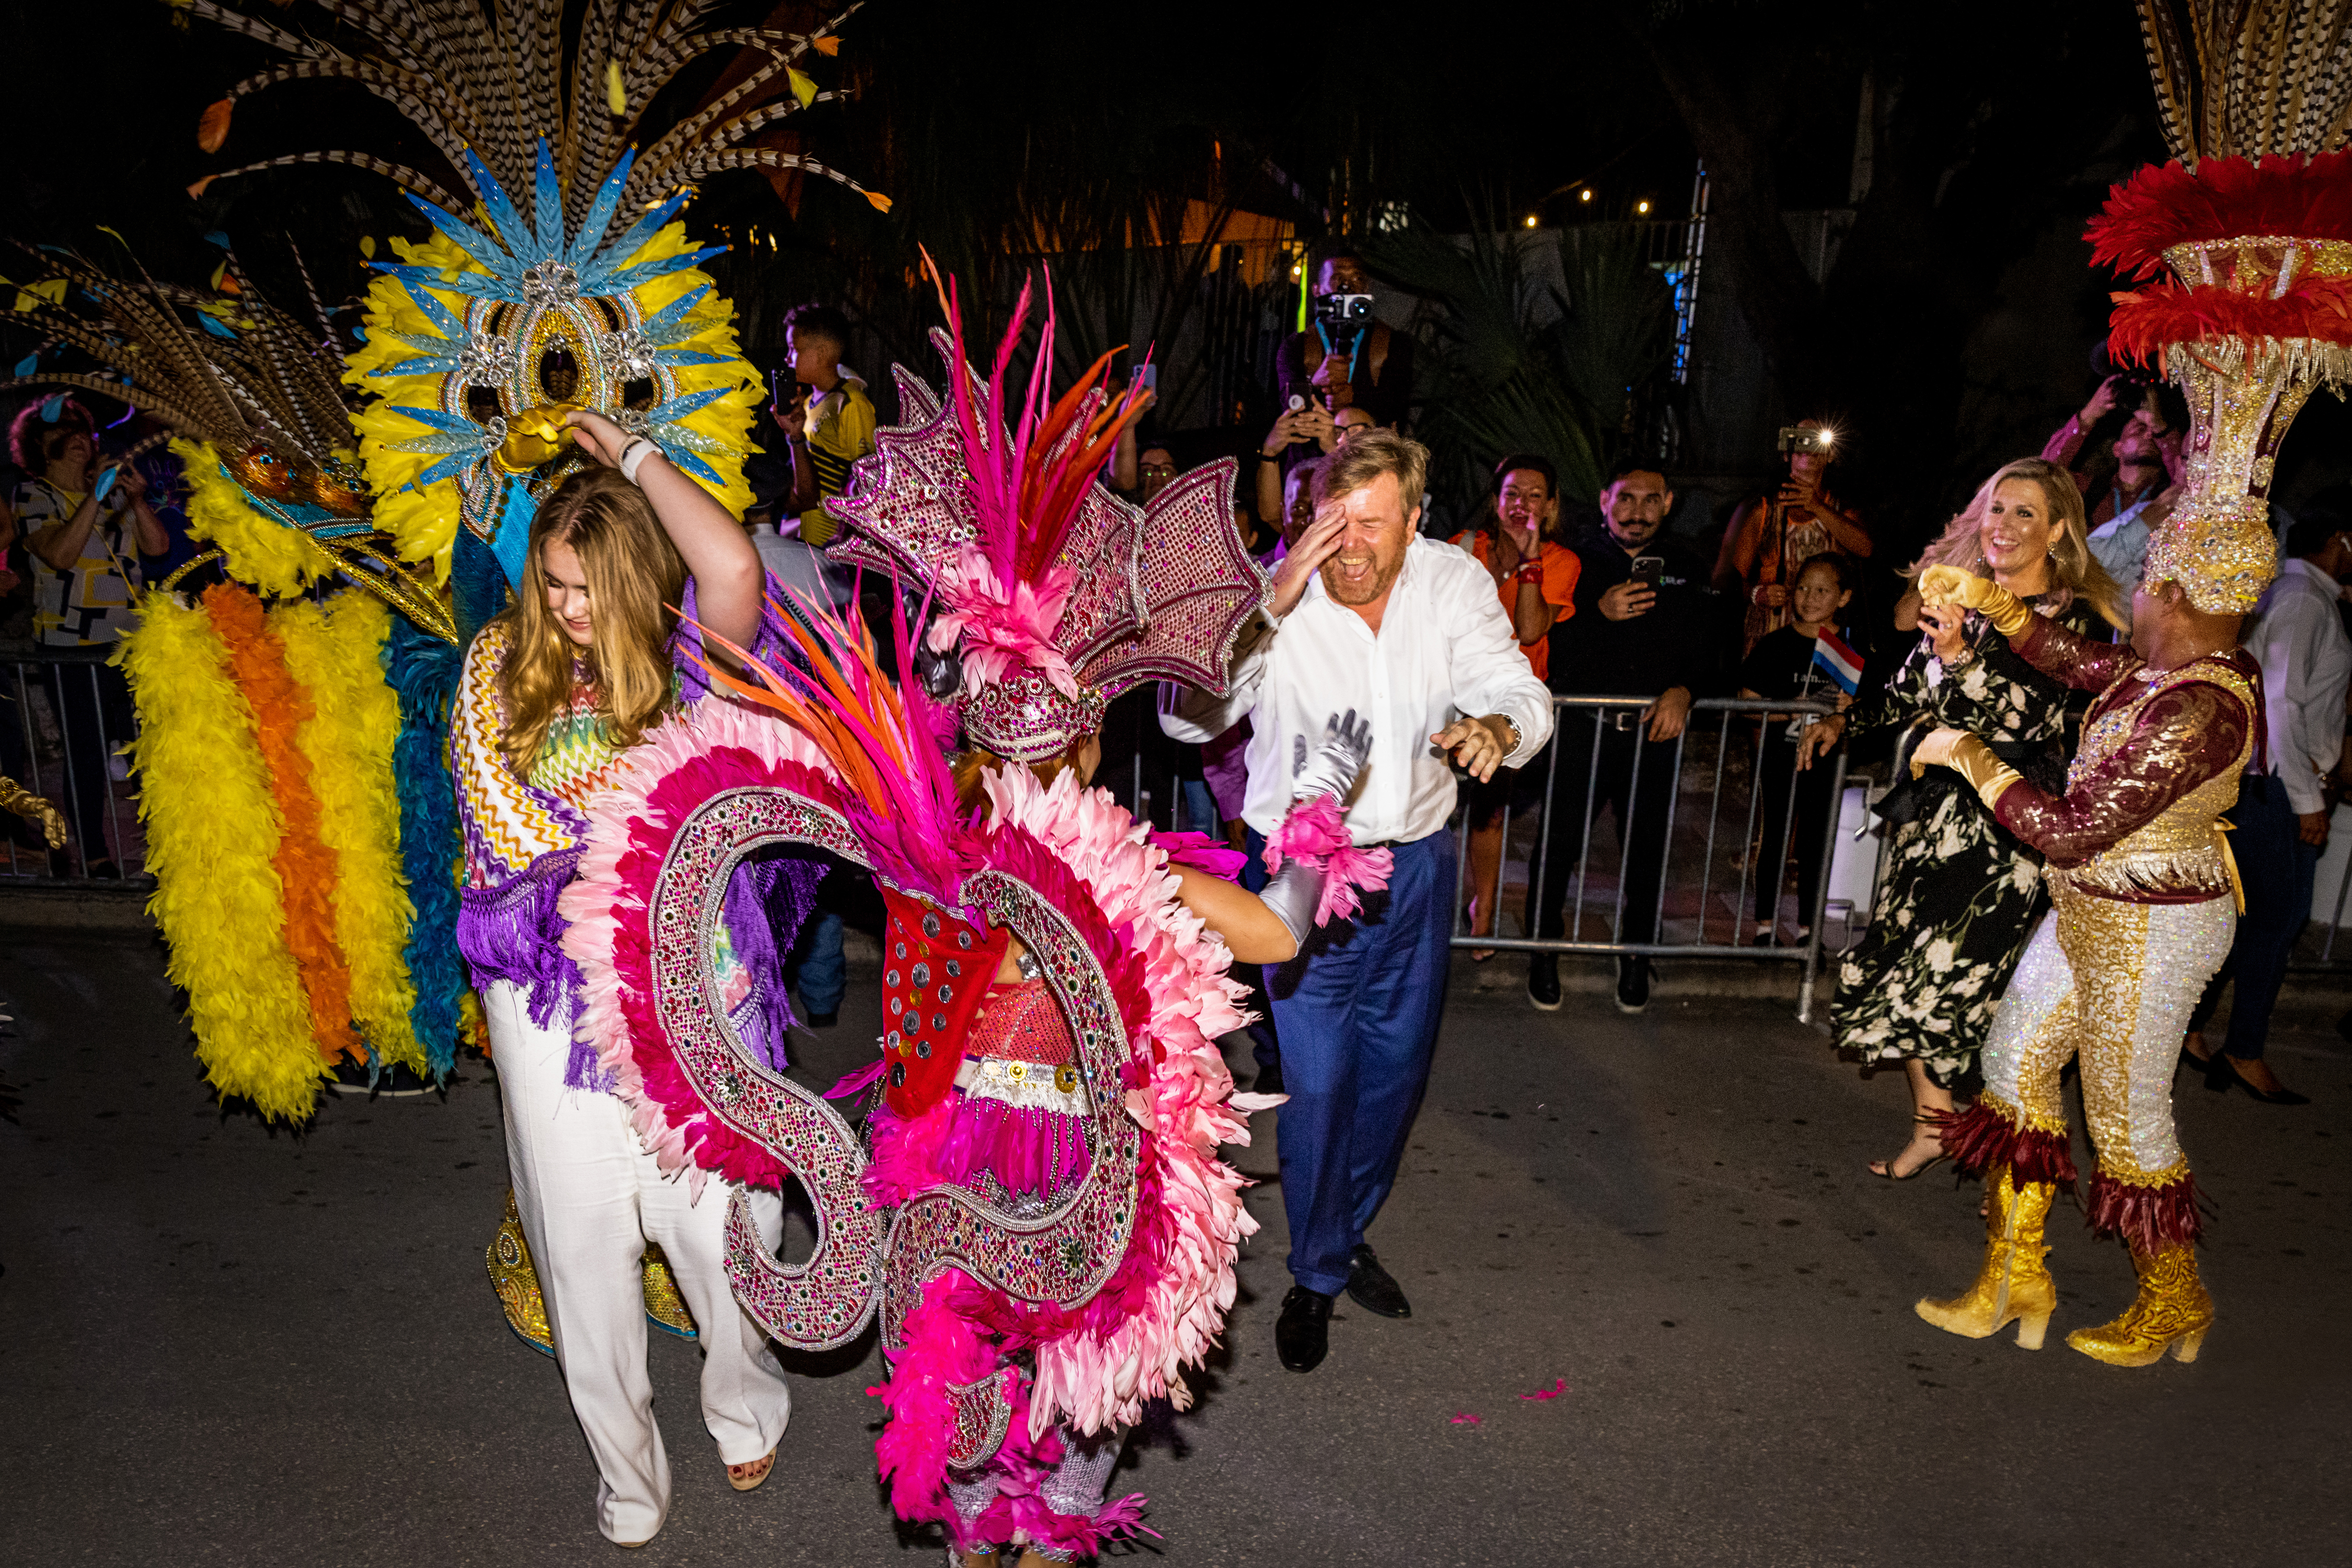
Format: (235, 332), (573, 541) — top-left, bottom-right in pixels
(1450, 694), (1850, 1021)
(1, 647), (145, 885)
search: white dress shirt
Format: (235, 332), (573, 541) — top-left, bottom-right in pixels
(2244, 556), (2352, 815)
(1160, 534), (1554, 844)
(2086, 494), (2159, 599)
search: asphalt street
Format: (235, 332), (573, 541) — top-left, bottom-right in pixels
(2, 928), (2346, 1567)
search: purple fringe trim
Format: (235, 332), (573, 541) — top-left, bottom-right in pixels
(457, 848), (609, 1090)
(721, 852), (829, 1073)
(935, 1092), (1092, 1198)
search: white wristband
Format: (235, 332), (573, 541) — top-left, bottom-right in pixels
(618, 437), (658, 485)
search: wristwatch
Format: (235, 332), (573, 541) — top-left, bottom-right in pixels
(1494, 714), (1521, 755)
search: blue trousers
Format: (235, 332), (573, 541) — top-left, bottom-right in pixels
(2189, 772), (2316, 1060)
(789, 909), (847, 1020)
(1267, 829), (1456, 1296)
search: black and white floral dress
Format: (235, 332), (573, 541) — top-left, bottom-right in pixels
(1831, 598), (2095, 1087)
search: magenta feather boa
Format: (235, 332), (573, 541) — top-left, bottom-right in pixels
(1262, 792), (1396, 927)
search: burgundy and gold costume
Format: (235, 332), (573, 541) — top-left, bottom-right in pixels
(1916, 597), (2258, 1365)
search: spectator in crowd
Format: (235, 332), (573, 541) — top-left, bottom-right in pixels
(1451, 454), (1580, 958)
(1712, 418), (1871, 656)
(1275, 251), (1416, 431)
(10, 397), (168, 877)
(1526, 458), (1713, 1015)
(1162, 429), (1551, 1373)
(1737, 552), (1862, 946)
(2181, 511), (2351, 1103)
(2044, 372), (2184, 528)
(2084, 482), (2185, 608)
(778, 303), (875, 549)
(1801, 458), (2126, 1179)
(1254, 399), (1341, 524)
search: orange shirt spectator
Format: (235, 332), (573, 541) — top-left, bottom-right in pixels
(1452, 528), (1578, 681)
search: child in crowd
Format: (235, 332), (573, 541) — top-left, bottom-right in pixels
(1736, 552), (1862, 946)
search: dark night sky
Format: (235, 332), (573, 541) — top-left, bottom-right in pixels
(4, 0), (2343, 526)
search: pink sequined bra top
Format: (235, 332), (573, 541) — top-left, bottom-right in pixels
(954, 977), (1089, 1115)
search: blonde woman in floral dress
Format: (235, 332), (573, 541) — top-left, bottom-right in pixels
(1798, 459), (2125, 1179)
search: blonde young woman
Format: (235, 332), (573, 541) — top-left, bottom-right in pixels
(1797, 458), (2127, 1181)
(448, 407), (787, 1547)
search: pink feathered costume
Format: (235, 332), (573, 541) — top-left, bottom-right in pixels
(559, 275), (1388, 1560)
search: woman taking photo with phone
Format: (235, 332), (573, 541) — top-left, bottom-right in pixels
(1798, 458), (2124, 1181)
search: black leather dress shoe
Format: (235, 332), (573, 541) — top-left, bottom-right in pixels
(1345, 1244), (1412, 1318)
(1275, 1285), (1333, 1372)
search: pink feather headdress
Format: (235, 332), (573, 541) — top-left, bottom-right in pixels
(826, 267), (1269, 762)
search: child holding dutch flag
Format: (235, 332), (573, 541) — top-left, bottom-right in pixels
(1737, 554), (1866, 946)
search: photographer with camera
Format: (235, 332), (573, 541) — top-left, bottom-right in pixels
(2043, 363), (2184, 528)
(1527, 458), (1715, 1015)
(1713, 418), (1871, 657)
(1275, 251), (1415, 432)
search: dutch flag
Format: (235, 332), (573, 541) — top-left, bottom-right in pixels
(1811, 630), (1864, 695)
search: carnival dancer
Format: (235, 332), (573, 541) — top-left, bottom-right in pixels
(451, 409), (792, 1543)
(1905, 508), (2267, 1366)
(559, 268), (1389, 1561)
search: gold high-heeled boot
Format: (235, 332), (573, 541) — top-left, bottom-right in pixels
(2066, 1241), (2211, 1366)
(1915, 1165), (2058, 1348)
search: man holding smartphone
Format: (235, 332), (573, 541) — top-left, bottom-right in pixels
(1525, 458), (1714, 1014)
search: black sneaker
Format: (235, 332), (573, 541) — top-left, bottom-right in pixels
(1615, 955), (1651, 1015)
(1527, 954), (1562, 1012)
(325, 1061), (441, 1098)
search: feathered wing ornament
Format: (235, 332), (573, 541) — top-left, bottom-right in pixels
(825, 270), (1270, 762)
(181, 1), (887, 603)
(2083, 0), (2352, 614)
(0, 244), (453, 640)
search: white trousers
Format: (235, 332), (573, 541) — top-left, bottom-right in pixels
(485, 981), (793, 1543)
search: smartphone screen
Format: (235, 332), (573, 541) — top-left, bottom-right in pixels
(1628, 556), (1663, 590)
(1135, 362), (1158, 393)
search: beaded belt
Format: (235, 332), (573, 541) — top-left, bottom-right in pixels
(954, 1055), (1089, 1115)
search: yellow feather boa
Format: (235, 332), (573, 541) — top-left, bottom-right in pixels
(274, 591), (424, 1074)
(170, 436), (335, 598)
(114, 593), (327, 1122)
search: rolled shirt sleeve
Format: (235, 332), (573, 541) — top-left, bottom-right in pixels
(1441, 552), (1555, 766)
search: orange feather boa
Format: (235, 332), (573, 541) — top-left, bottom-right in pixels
(205, 583), (362, 1065)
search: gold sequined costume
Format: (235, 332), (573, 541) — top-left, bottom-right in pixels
(1913, 575), (2262, 1367)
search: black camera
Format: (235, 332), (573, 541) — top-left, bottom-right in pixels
(1313, 292), (1375, 349)
(1775, 425), (1835, 456)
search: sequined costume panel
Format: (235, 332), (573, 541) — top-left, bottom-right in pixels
(451, 622), (582, 886)
(935, 975), (1094, 1204)
(1977, 886), (2234, 1201)
(1994, 654), (2257, 901)
(2007, 611), (2143, 695)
